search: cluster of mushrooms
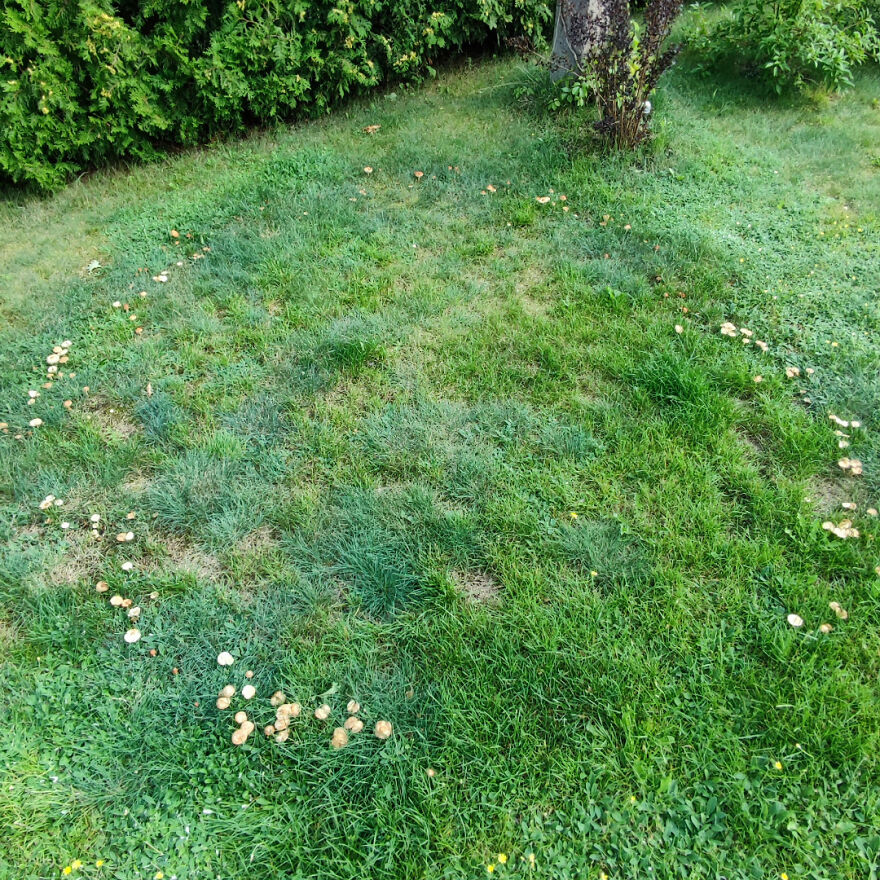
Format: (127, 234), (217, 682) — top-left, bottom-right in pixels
(215, 653), (392, 749)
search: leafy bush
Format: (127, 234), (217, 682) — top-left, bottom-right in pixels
(0, 0), (550, 190)
(552, 0), (683, 148)
(698, 0), (880, 92)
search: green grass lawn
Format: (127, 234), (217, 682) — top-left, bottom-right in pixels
(1, 50), (879, 880)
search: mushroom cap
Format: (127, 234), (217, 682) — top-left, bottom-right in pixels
(270, 691), (286, 707)
(234, 711), (248, 724)
(241, 684), (256, 700)
(219, 685), (236, 698)
(819, 623), (833, 633)
(217, 651), (234, 666)
(346, 700), (360, 714)
(344, 716), (364, 733)
(275, 728), (290, 743)
(786, 613), (804, 628)
(374, 720), (393, 740)
(245, 670), (254, 679)
(123, 628), (141, 644)
(274, 717), (289, 732)
(314, 704), (331, 721)
(127, 606), (141, 618)
(110, 595), (124, 606)
(95, 581), (109, 593)
(331, 727), (349, 749)
(264, 725), (276, 737)
(216, 696), (232, 710)
(231, 728), (248, 746)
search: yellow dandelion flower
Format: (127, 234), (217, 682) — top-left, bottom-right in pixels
(155, 873), (164, 880)
(498, 853), (508, 864)
(569, 511), (578, 519)
(63, 869), (72, 876)
(71, 861), (82, 870)
(96, 861), (105, 868)
(781, 874), (789, 880)
(528, 853), (536, 866)
(774, 761), (783, 770)
(630, 795), (637, 803)
(487, 866), (495, 874)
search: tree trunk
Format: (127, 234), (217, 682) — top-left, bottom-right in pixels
(550, 0), (611, 80)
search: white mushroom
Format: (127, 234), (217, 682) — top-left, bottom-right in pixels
(374, 720), (393, 740)
(217, 651), (234, 666)
(344, 716), (364, 734)
(123, 628), (141, 644)
(314, 704), (331, 721)
(331, 728), (349, 749)
(241, 684), (256, 700)
(346, 700), (361, 714)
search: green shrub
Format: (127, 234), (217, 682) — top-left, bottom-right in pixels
(0, 0), (551, 190)
(697, 0), (880, 93)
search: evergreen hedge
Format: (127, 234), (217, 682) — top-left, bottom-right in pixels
(0, 0), (550, 189)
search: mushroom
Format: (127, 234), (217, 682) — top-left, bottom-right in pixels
(344, 716), (364, 734)
(829, 601), (848, 620)
(231, 721), (255, 746)
(123, 628), (141, 644)
(331, 727), (349, 749)
(95, 581), (109, 593)
(275, 728), (290, 743)
(374, 720), (393, 740)
(786, 613), (804, 628)
(234, 711), (248, 725)
(314, 704), (331, 721)
(346, 700), (360, 714)
(819, 623), (833, 634)
(127, 606), (141, 619)
(244, 670), (254, 679)
(264, 725), (276, 737)
(270, 691), (286, 707)
(241, 685), (256, 700)
(217, 651), (234, 666)
(274, 717), (289, 732)
(216, 696), (231, 710)
(219, 685), (235, 699)
(109, 595), (124, 607)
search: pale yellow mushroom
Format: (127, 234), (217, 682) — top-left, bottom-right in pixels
(346, 700), (360, 714)
(275, 728), (290, 744)
(331, 727), (349, 749)
(234, 711), (248, 725)
(344, 716), (364, 734)
(216, 696), (232, 710)
(241, 684), (256, 700)
(110, 595), (124, 606)
(95, 581), (109, 593)
(374, 720), (393, 740)
(127, 606), (141, 619)
(314, 704), (331, 721)
(217, 651), (234, 666)
(264, 725), (276, 737)
(274, 716), (289, 732)
(270, 691), (286, 707)
(123, 628), (141, 644)
(219, 685), (235, 699)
